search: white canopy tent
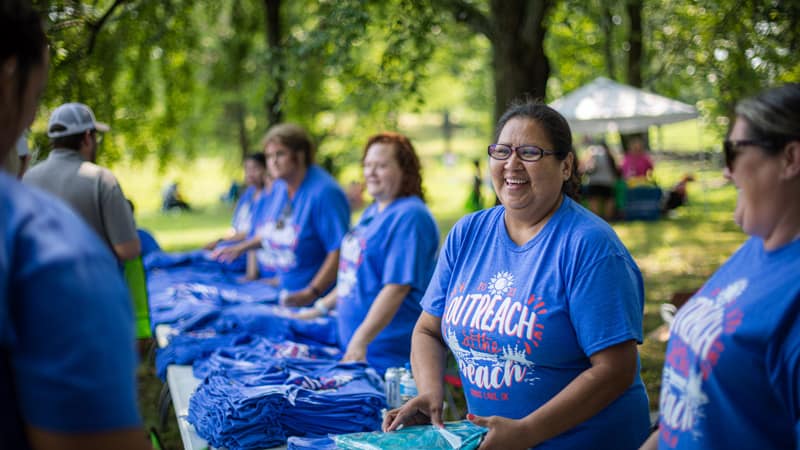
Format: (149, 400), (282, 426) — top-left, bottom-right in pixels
(549, 77), (699, 135)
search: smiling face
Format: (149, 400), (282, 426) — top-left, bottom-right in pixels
(363, 141), (403, 208)
(490, 117), (573, 222)
(726, 117), (788, 243)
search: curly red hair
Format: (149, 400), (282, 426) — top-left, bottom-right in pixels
(362, 132), (425, 202)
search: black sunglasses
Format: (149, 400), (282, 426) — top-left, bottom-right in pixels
(722, 139), (773, 171)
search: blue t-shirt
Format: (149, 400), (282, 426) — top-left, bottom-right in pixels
(336, 196), (439, 374)
(0, 173), (141, 449)
(422, 197), (650, 449)
(658, 237), (800, 449)
(253, 165), (350, 291)
(232, 185), (264, 234)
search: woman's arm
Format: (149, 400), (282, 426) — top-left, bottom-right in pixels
(283, 249), (340, 307)
(383, 312), (448, 431)
(469, 340), (639, 449)
(211, 235), (261, 261)
(341, 284), (411, 362)
(639, 430), (659, 450)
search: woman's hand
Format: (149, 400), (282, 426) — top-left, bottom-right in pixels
(211, 244), (243, 262)
(293, 307), (323, 321)
(382, 391), (445, 432)
(340, 339), (367, 363)
(467, 413), (532, 450)
(282, 287), (317, 307)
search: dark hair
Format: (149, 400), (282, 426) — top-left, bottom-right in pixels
(245, 151), (266, 168)
(363, 132), (425, 202)
(262, 123), (314, 166)
(49, 125), (92, 150)
(494, 100), (581, 199)
(1, 0), (47, 105)
(735, 83), (800, 155)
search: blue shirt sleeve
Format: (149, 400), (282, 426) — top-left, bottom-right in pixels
(311, 185), (350, 253)
(567, 254), (645, 356)
(8, 190), (141, 432)
(381, 207), (438, 288)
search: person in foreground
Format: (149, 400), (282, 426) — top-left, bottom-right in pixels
(0, 2), (150, 449)
(296, 132), (439, 375)
(641, 83), (800, 450)
(383, 100), (650, 449)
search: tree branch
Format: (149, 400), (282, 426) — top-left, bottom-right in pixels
(86, 0), (128, 56)
(440, 0), (492, 40)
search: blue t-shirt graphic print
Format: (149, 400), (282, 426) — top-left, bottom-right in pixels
(422, 197), (650, 449)
(659, 237), (800, 450)
(336, 196), (439, 374)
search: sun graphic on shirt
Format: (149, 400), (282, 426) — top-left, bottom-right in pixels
(488, 271), (514, 296)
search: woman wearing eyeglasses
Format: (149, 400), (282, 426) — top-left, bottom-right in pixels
(214, 123), (350, 307)
(641, 84), (800, 450)
(384, 101), (650, 449)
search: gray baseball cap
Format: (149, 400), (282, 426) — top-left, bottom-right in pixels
(47, 102), (110, 138)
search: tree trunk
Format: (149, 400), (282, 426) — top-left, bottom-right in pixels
(600, 0), (616, 80)
(264, 0), (283, 127)
(621, 0), (646, 151)
(490, 0), (552, 125)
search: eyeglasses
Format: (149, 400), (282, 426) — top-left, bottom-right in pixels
(488, 144), (562, 162)
(722, 139), (772, 171)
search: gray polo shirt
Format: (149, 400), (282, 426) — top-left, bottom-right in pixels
(22, 149), (138, 250)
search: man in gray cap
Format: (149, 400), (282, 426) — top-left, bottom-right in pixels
(23, 102), (140, 262)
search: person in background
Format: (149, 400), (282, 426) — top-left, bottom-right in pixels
(214, 123), (350, 307)
(621, 137), (654, 181)
(23, 102), (141, 263)
(0, 1), (150, 449)
(465, 158), (484, 212)
(205, 152), (271, 251)
(580, 141), (620, 220)
(161, 181), (191, 211)
(384, 100), (650, 449)
(641, 83), (800, 450)
(296, 132), (439, 375)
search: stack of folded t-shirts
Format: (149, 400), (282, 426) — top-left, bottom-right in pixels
(188, 359), (386, 450)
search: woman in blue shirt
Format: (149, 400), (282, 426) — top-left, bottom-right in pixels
(214, 124), (350, 306)
(384, 101), (650, 449)
(297, 132), (439, 375)
(642, 84), (800, 450)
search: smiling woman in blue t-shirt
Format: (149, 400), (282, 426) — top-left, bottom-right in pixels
(384, 101), (650, 449)
(296, 132), (440, 375)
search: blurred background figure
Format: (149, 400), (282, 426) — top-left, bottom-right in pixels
(161, 181), (191, 211)
(580, 141), (620, 220)
(296, 132), (439, 375)
(464, 158), (483, 212)
(621, 137), (654, 181)
(662, 173), (695, 215)
(24, 102), (142, 264)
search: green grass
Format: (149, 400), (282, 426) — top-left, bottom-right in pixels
(131, 120), (739, 447)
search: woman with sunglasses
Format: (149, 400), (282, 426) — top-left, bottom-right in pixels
(642, 83), (800, 450)
(384, 101), (650, 449)
(295, 132), (439, 375)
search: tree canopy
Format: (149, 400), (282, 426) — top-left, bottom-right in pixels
(30, 0), (799, 167)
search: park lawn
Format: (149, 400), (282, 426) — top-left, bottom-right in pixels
(133, 150), (743, 447)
